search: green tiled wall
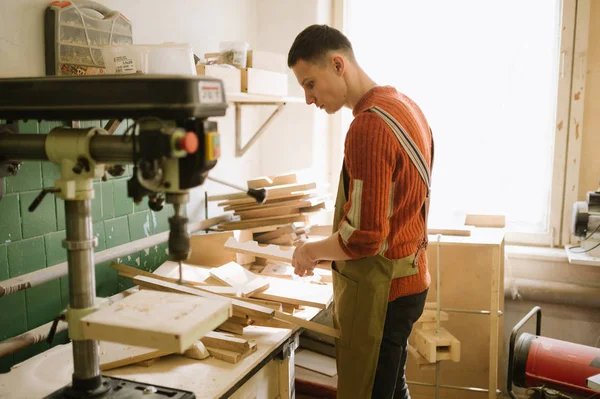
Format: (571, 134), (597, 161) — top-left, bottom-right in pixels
(0, 120), (171, 372)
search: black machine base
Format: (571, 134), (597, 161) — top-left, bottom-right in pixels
(45, 376), (196, 399)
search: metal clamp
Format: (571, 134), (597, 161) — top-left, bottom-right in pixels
(62, 237), (98, 251)
(507, 306), (542, 399)
(278, 332), (300, 360)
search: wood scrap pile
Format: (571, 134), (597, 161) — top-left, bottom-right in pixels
(208, 173), (329, 234)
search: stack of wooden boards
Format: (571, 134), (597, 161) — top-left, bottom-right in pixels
(101, 228), (338, 370)
(208, 173), (328, 234)
(408, 305), (461, 369)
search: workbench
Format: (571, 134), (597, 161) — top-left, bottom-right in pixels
(0, 307), (322, 399)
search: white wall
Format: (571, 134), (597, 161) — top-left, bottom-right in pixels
(254, 0), (334, 191)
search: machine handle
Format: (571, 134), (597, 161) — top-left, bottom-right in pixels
(28, 188), (61, 212)
(67, 1), (119, 20)
(507, 306), (542, 399)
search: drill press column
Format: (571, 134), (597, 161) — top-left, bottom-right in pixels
(64, 200), (101, 390)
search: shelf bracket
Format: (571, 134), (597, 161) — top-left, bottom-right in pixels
(235, 102), (287, 157)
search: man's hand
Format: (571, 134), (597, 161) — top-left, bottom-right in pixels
(292, 241), (318, 277)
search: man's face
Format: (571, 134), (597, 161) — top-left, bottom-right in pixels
(292, 56), (347, 114)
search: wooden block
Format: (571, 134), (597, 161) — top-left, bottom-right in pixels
(295, 349), (337, 377)
(263, 233), (297, 246)
(184, 341), (210, 360)
(241, 68), (288, 96)
(464, 214), (506, 228)
(200, 331), (251, 353)
(273, 310), (340, 339)
(410, 327), (461, 363)
(81, 290), (232, 353)
(132, 276), (275, 321)
(407, 345), (437, 371)
(135, 358), (158, 367)
(281, 303), (298, 314)
(218, 214), (308, 231)
(99, 341), (170, 371)
(206, 342), (257, 364)
(217, 320), (245, 335)
(188, 231), (237, 266)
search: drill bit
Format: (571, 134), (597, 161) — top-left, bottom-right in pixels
(178, 260), (183, 284)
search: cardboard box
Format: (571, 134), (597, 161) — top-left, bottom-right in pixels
(241, 68), (288, 97)
(196, 63), (241, 93)
(205, 50), (287, 74)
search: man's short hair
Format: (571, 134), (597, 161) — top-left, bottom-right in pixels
(287, 24), (355, 68)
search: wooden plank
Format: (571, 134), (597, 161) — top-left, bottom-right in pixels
(236, 297), (283, 311)
(247, 172), (297, 189)
(209, 183), (316, 202)
(218, 214), (308, 231)
(99, 342), (170, 371)
(81, 290), (232, 353)
(414, 309), (449, 324)
(254, 225), (297, 241)
(428, 227), (472, 236)
(200, 331), (251, 353)
(253, 277), (333, 309)
(224, 238), (331, 270)
(464, 214), (506, 228)
(273, 310), (340, 339)
(184, 341), (210, 360)
(132, 275), (275, 321)
(225, 196), (316, 212)
(237, 205), (299, 220)
(295, 349), (337, 377)
(219, 193), (311, 209)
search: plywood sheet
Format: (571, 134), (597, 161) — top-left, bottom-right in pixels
(81, 290), (232, 353)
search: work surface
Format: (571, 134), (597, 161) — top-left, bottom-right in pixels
(0, 307), (321, 399)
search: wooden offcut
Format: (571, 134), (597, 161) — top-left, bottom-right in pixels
(80, 290), (232, 353)
(464, 214), (506, 228)
(410, 327), (460, 363)
(247, 173), (297, 189)
(184, 341), (210, 360)
(254, 276), (333, 309)
(218, 214), (308, 231)
(206, 342), (257, 364)
(200, 331), (252, 353)
(209, 261), (270, 297)
(209, 182), (316, 202)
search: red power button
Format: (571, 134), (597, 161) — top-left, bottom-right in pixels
(178, 132), (199, 154)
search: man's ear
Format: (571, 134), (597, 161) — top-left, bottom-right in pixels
(331, 55), (345, 76)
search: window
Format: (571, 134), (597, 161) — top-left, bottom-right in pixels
(338, 0), (581, 245)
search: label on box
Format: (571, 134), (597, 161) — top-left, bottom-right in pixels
(198, 81), (223, 103)
(113, 56), (136, 74)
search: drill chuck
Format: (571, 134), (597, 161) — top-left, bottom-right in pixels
(168, 214), (190, 261)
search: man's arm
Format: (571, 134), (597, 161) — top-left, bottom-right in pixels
(293, 113), (399, 276)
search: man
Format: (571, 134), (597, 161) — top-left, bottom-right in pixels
(288, 25), (433, 399)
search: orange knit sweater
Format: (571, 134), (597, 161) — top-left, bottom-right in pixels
(337, 86), (432, 301)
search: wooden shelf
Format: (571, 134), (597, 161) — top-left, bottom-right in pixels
(226, 92), (304, 104)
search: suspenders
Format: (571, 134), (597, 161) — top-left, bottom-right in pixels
(367, 106), (434, 265)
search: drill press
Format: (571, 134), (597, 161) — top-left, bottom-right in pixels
(0, 75), (227, 398)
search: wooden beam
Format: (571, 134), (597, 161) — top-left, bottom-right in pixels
(273, 310), (340, 339)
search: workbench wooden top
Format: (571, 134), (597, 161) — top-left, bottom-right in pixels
(0, 308), (321, 399)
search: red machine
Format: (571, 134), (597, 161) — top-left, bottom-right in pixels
(508, 306), (600, 398)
